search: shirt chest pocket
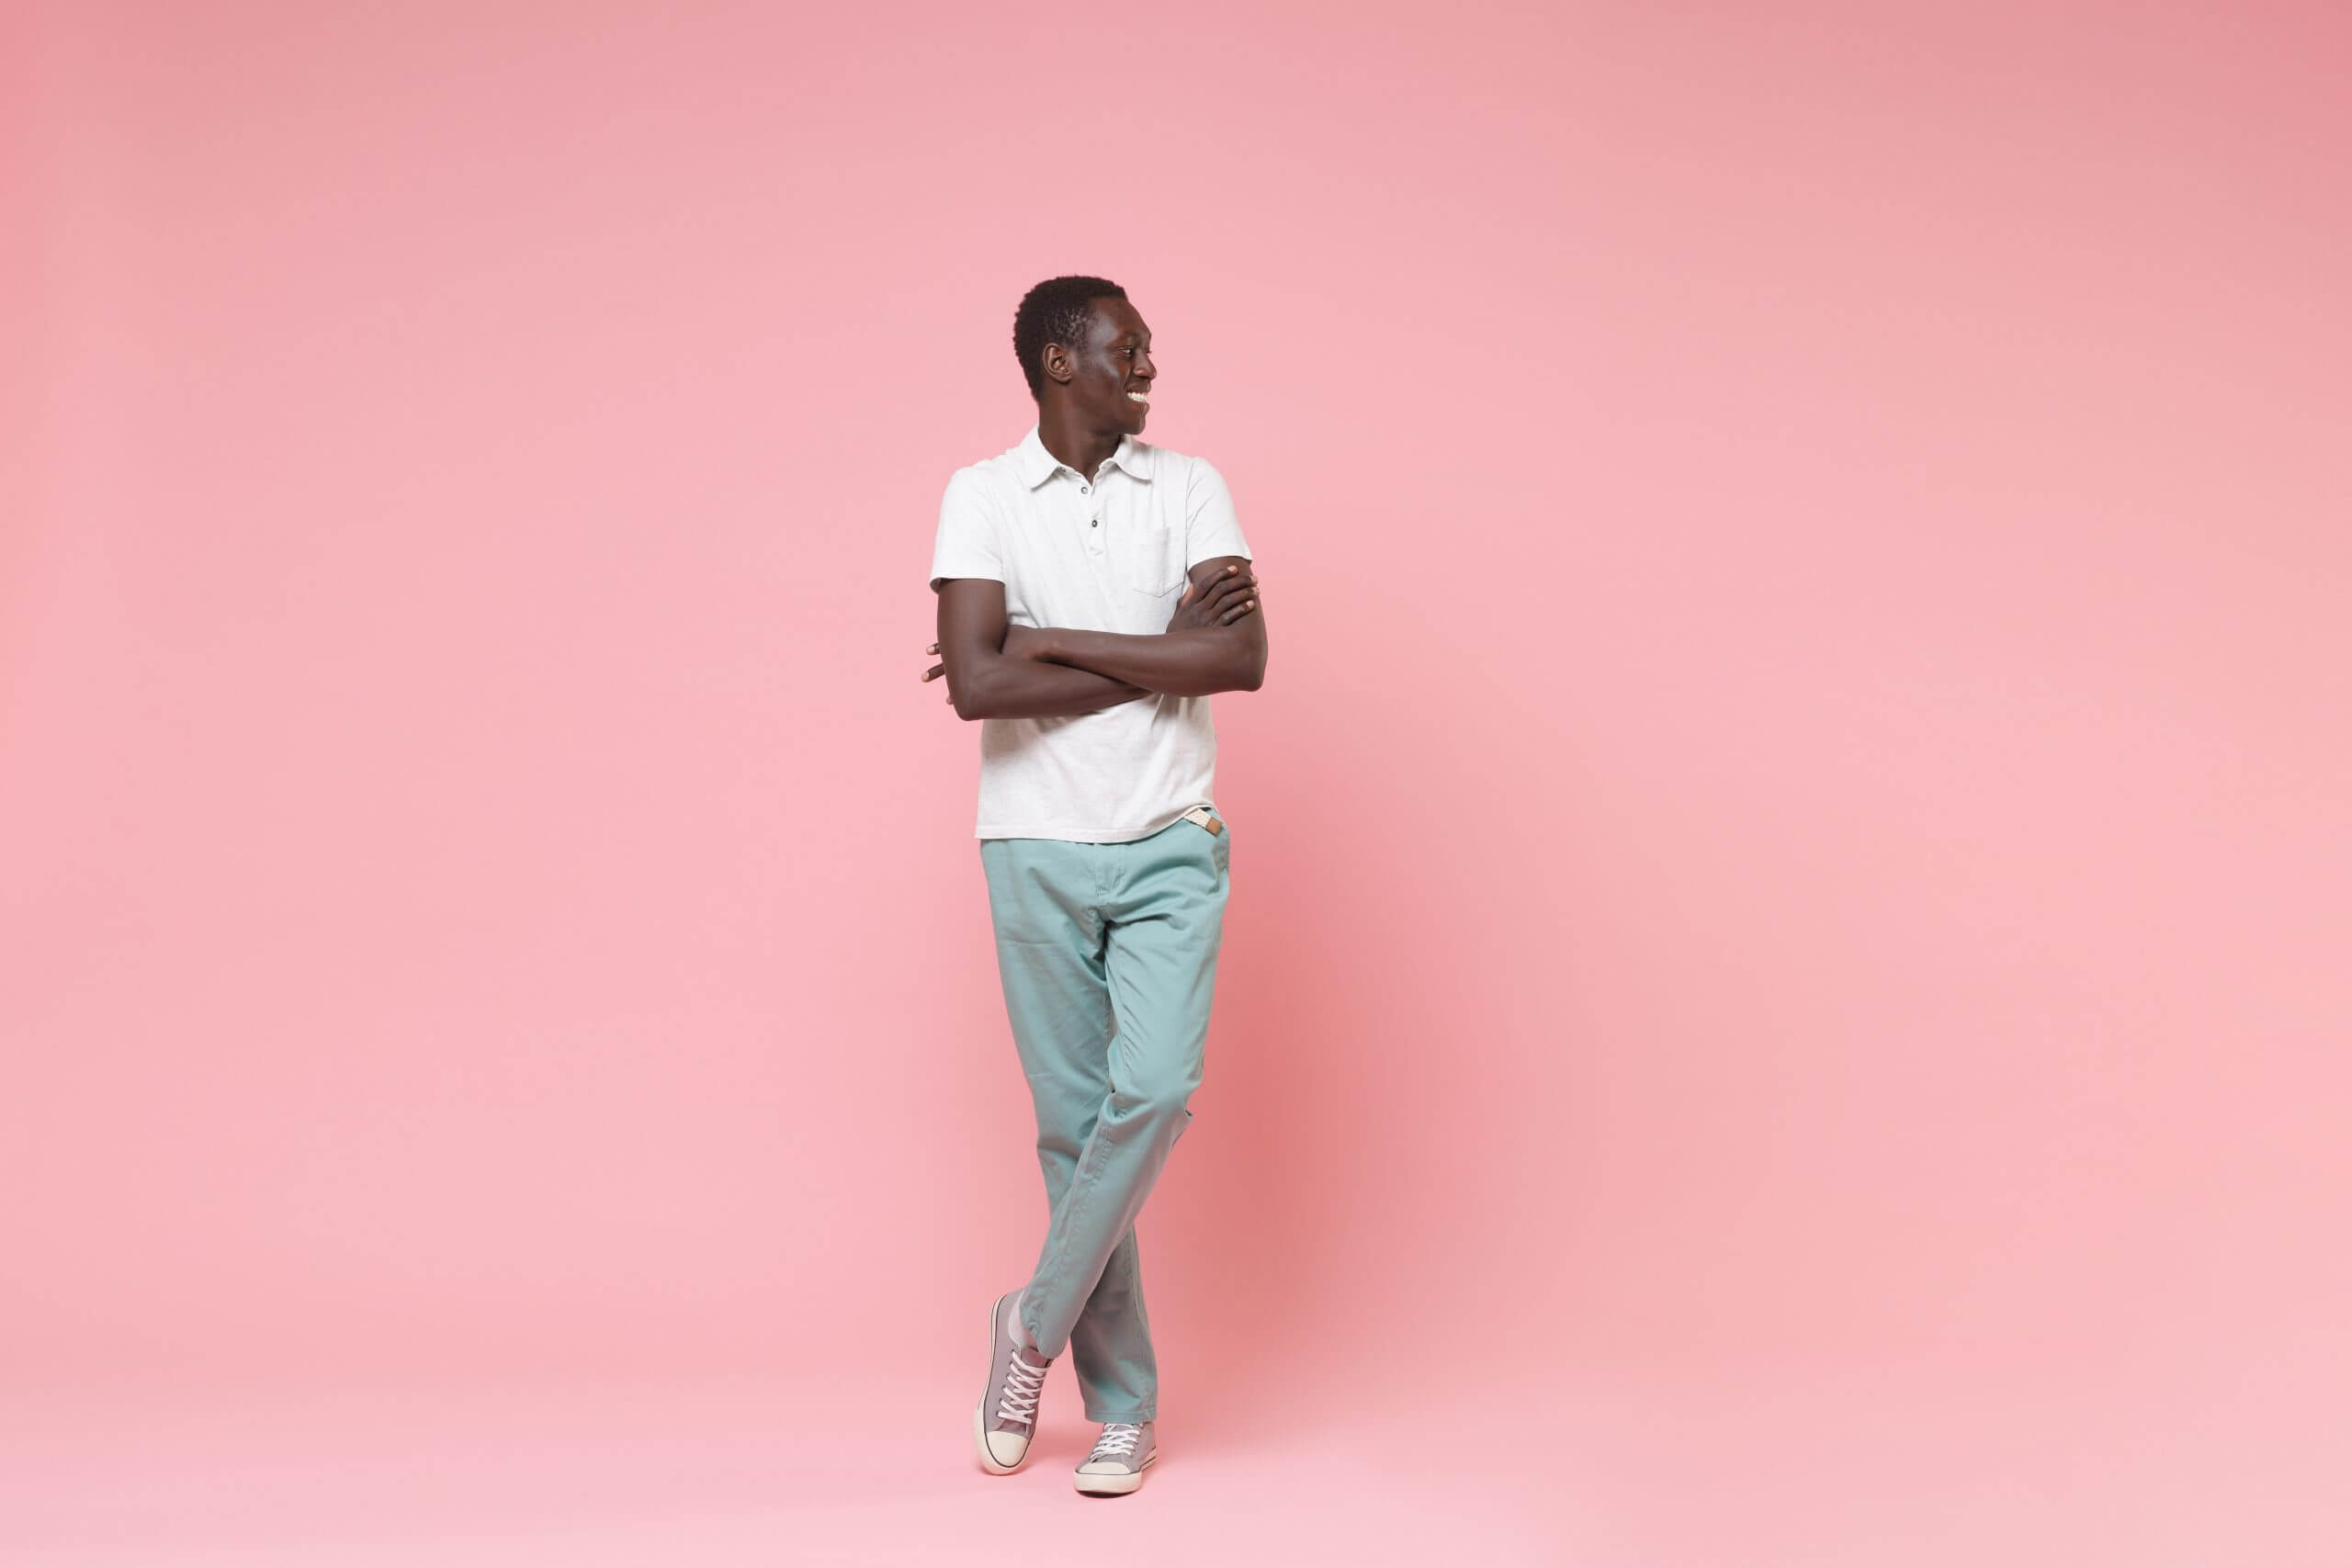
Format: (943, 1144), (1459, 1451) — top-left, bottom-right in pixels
(1122, 521), (1185, 598)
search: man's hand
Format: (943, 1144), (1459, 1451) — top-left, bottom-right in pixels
(1168, 562), (1260, 633)
(922, 625), (1054, 702)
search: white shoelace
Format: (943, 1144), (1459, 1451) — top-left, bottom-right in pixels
(1090, 1422), (1144, 1460)
(994, 1350), (1048, 1427)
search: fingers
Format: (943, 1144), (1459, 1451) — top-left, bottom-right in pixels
(1205, 573), (1260, 625)
(1203, 570), (1257, 613)
(1189, 562), (1245, 604)
(1175, 563), (1263, 627)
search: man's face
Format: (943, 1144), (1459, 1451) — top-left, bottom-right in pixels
(1058, 296), (1156, 434)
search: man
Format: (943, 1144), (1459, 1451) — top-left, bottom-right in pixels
(921, 275), (1266, 1495)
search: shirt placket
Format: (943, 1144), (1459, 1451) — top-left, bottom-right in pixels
(1076, 468), (1105, 564)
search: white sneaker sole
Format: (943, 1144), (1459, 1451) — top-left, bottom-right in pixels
(1073, 1450), (1156, 1495)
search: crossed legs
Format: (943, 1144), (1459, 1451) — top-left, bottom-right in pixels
(978, 818), (1229, 1423)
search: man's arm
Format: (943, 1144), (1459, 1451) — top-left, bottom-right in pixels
(1029, 557), (1267, 695)
(933, 578), (1149, 720)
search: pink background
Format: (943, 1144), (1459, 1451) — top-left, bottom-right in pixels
(6, 2), (2348, 1562)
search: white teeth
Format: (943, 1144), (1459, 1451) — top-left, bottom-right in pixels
(1126, 391), (1149, 403)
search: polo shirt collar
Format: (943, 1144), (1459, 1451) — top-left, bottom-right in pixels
(1016, 423), (1154, 489)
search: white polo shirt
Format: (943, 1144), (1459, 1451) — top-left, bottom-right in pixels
(929, 423), (1253, 842)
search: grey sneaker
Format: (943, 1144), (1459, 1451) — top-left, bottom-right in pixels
(1073, 1419), (1157, 1495)
(973, 1290), (1053, 1473)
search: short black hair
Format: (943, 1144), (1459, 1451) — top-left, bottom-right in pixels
(1012, 276), (1125, 401)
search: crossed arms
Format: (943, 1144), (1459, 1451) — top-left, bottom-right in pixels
(926, 556), (1266, 720)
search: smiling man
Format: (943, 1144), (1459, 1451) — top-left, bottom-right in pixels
(922, 275), (1266, 1496)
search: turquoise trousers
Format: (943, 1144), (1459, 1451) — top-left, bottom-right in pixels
(978, 809), (1231, 1424)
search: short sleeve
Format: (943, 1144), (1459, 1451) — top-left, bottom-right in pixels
(928, 469), (1004, 592)
(1182, 457), (1252, 570)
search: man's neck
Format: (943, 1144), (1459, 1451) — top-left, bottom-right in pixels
(1037, 405), (1121, 482)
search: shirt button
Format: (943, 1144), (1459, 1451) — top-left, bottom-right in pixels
(1091, 520), (1098, 527)
(1080, 485), (1089, 493)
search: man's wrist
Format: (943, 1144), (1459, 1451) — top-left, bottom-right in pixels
(1002, 625), (1057, 662)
